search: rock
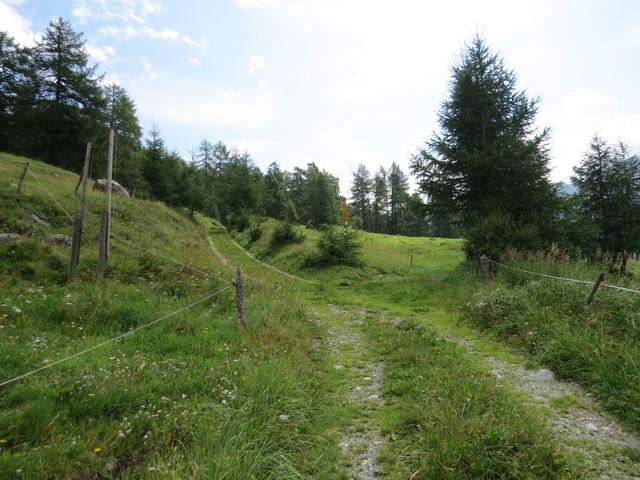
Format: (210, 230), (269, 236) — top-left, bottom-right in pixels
(0, 233), (20, 243)
(93, 179), (130, 198)
(46, 234), (72, 246)
(529, 368), (555, 381)
(334, 364), (345, 370)
(30, 213), (50, 226)
(584, 422), (599, 433)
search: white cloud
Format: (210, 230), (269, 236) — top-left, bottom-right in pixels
(86, 44), (116, 63)
(99, 25), (208, 49)
(563, 88), (619, 112)
(228, 139), (273, 154)
(141, 59), (159, 80)
(130, 78), (281, 128)
(540, 88), (640, 181)
(73, 0), (164, 23)
(247, 53), (267, 73)
(0, 0), (39, 46)
(258, 79), (271, 89)
(188, 57), (203, 67)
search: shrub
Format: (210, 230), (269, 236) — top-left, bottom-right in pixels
(270, 222), (304, 248)
(228, 210), (250, 232)
(248, 224), (262, 243)
(304, 227), (361, 267)
(464, 210), (543, 260)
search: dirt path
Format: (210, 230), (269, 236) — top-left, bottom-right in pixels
(446, 335), (640, 479)
(326, 305), (385, 479)
(230, 239), (310, 282)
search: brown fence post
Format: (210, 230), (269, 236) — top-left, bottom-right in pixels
(97, 211), (109, 280)
(69, 143), (91, 281)
(586, 272), (606, 305)
(17, 162), (29, 193)
(480, 255), (490, 282)
(235, 267), (247, 329)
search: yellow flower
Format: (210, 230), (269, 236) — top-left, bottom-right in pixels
(94, 447), (102, 454)
(0, 439), (7, 444)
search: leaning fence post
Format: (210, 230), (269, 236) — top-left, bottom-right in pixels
(17, 162), (29, 193)
(586, 272), (606, 305)
(235, 267), (247, 329)
(480, 255), (490, 282)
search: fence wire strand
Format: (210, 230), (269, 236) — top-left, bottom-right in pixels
(488, 259), (640, 295)
(0, 285), (233, 388)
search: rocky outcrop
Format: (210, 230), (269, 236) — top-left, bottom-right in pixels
(93, 179), (130, 198)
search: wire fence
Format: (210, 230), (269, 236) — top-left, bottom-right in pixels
(488, 258), (640, 295)
(0, 285), (233, 388)
(3, 162), (240, 388)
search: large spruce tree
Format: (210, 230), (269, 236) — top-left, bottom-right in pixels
(411, 35), (557, 256)
(33, 18), (104, 169)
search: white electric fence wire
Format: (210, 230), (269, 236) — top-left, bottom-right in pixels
(25, 167), (226, 283)
(488, 259), (640, 295)
(0, 285), (233, 388)
(27, 168), (74, 222)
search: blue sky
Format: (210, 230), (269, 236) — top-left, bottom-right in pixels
(2, 0), (640, 194)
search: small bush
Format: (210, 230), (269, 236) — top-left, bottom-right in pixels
(464, 210), (543, 260)
(228, 210), (250, 232)
(248, 223), (262, 243)
(304, 227), (361, 267)
(270, 221), (304, 248)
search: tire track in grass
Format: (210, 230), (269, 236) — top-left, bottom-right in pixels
(444, 335), (640, 479)
(326, 305), (385, 479)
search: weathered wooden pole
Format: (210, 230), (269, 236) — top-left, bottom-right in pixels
(480, 255), (490, 282)
(98, 129), (114, 279)
(69, 142), (91, 280)
(410, 253), (413, 268)
(17, 162), (29, 193)
(235, 267), (247, 329)
(586, 272), (606, 305)
(97, 212), (109, 280)
(105, 128), (114, 258)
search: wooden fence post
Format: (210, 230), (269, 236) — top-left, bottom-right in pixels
(480, 255), (490, 282)
(586, 272), (606, 305)
(235, 267), (247, 329)
(69, 143), (91, 281)
(97, 211), (109, 280)
(17, 162), (29, 193)
(410, 253), (413, 268)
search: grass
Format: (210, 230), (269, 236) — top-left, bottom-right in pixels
(3, 151), (637, 478)
(0, 153), (342, 478)
(245, 218), (588, 478)
(463, 264), (640, 432)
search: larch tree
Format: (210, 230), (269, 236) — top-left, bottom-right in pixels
(33, 18), (104, 169)
(572, 135), (640, 273)
(411, 35), (557, 257)
(372, 167), (389, 233)
(350, 164), (373, 230)
(388, 162), (409, 234)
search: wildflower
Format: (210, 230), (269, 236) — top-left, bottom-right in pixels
(0, 438), (7, 444)
(94, 447), (103, 454)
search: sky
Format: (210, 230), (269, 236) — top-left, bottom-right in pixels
(2, 0), (640, 194)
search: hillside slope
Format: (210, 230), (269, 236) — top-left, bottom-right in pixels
(0, 153), (341, 478)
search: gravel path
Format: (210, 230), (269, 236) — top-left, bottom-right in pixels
(448, 336), (640, 479)
(327, 305), (385, 480)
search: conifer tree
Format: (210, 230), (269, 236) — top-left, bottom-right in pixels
(350, 164), (373, 231)
(411, 35), (557, 255)
(572, 135), (640, 272)
(388, 162), (409, 234)
(372, 167), (389, 233)
(33, 18), (104, 168)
